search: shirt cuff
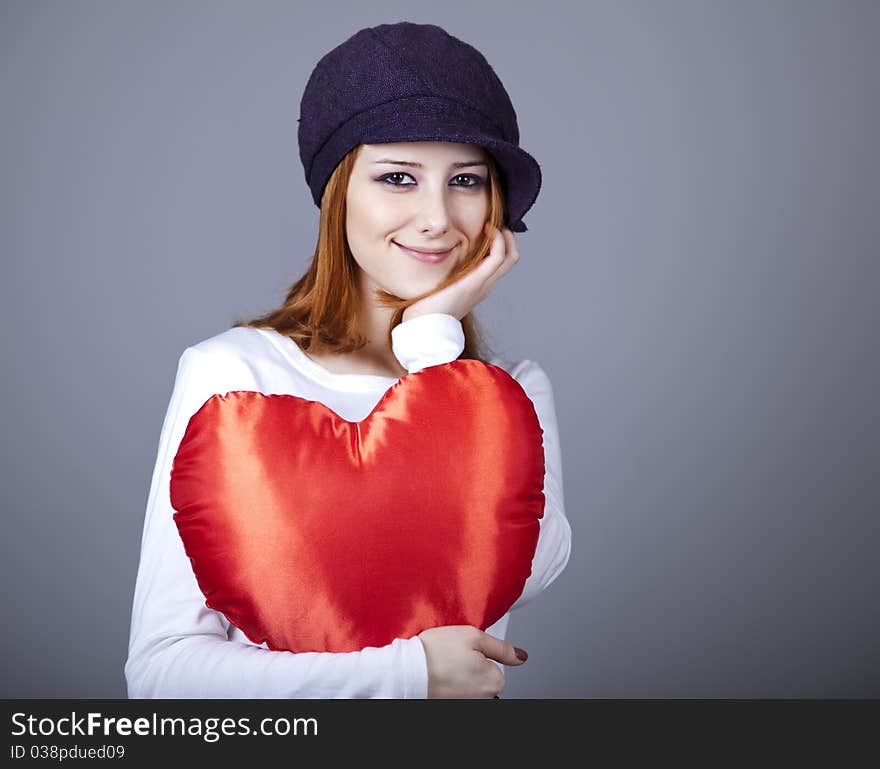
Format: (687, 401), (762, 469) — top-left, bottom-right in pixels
(400, 636), (429, 699)
(391, 313), (465, 373)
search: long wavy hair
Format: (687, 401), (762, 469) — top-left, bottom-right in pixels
(231, 143), (508, 364)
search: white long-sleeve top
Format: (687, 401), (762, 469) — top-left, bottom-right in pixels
(125, 313), (571, 698)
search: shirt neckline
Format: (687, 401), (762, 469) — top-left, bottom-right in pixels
(254, 327), (402, 392)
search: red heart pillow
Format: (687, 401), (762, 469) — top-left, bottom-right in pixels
(170, 359), (545, 653)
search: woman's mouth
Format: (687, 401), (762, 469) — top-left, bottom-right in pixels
(393, 241), (455, 264)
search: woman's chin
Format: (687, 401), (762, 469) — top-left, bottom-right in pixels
(379, 278), (441, 301)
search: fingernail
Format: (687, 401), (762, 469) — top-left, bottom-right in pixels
(514, 647), (528, 662)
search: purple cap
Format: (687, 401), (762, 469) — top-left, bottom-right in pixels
(298, 21), (542, 232)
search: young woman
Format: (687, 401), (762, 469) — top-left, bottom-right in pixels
(125, 21), (571, 699)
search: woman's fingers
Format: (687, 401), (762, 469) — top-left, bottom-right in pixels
(465, 226), (506, 284)
(500, 227), (520, 268)
(457, 225), (519, 298)
(482, 227), (520, 287)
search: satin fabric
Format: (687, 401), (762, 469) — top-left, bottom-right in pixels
(170, 359), (545, 653)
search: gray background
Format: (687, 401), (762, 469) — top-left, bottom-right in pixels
(2, 0), (877, 698)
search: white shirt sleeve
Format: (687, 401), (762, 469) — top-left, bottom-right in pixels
(124, 347), (428, 699)
(507, 360), (572, 611)
(391, 313), (466, 372)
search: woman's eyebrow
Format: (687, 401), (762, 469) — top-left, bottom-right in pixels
(371, 159), (488, 168)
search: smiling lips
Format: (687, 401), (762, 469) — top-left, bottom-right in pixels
(394, 241), (455, 264)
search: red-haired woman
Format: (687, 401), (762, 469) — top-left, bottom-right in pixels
(125, 22), (571, 699)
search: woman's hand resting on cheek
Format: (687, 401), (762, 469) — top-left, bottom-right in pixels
(417, 625), (528, 699)
(402, 225), (520, 323)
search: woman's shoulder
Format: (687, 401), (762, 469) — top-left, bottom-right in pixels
(172, 325), (293, 390)
(187, 325), (272, 361)
(488, 354), (553, 386)
(485, 355), (558, 409)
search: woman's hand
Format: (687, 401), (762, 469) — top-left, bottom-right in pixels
(401, 225), (520, 323)
(417, 625), (528, 699)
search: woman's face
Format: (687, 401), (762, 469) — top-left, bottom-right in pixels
(345, 141), (490, 300)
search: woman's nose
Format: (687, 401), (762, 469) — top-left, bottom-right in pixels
(416, 189), (452, 233)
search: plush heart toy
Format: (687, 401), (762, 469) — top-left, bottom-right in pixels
(170, 359), (545, 653)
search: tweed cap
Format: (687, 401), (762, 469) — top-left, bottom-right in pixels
(297, 21), (541, 232)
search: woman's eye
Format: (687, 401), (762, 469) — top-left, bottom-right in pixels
(452, 174), (485, 188)
(379, 172), (414, 186)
